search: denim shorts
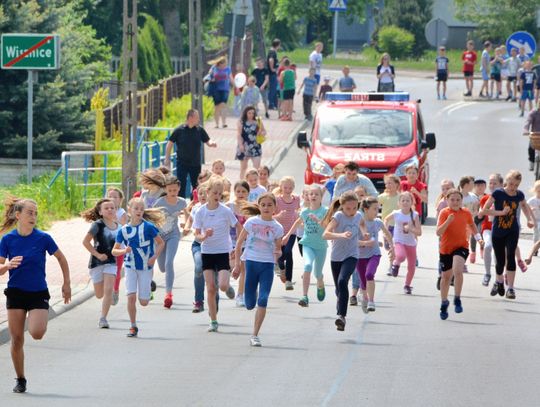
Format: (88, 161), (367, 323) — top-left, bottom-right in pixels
(213, 90), (229, 105)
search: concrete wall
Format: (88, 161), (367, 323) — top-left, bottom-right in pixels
(0, 158), (60, 186)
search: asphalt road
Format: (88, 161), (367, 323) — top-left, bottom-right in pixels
(2, 71), (539, 407)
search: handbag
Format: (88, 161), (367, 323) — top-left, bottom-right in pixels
(256, 116), (266, 144)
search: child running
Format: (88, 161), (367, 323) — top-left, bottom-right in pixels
(81, 198), (120, 328)
(323, 192), (366, 331)
(351, 185), (367, 304)
(228, 181), (250, 307)
(112, 198), (165, 337)
(139, 168), (166, 208)
(107, 187), (127, 306)
(384, 192), (422, 294)
(258, 166), (272, 191)
(437, 189), (482, 320)
(154, 176), (188, 308)
(283, 185), (328, 307)
(459, 176), (479, 265)
(232, 193), (284, 346)
(0, 197), (71, 393)
(357, 197), (394, 312)
(378, 174), (400, 264)
(193, 177), (239, 332)
(274, 176), (300, 289)
(246, 168), (267, 202)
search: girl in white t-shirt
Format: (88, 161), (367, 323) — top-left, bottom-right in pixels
(233, 193), (283, 347)
(193, 177), (240, 333)
(384, 192), (422, 295)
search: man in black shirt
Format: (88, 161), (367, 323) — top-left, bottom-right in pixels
(252, 57), (270, 118)
(266, 38), (280, 110)
(164, 109), (217, 197)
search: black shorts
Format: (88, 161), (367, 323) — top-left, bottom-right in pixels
(490, 73), (501, 82)
(201, 253), (230, 272)
(507, 76), (517, 83)
(282, 89), (295, 100)
(4, 288), (50, 311)
(212, 90), (229, 105)
(463, 71), (473, 77)
(436, 72), (448, 82)
(439, 248), (469, 272)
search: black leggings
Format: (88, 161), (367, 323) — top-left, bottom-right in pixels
(278, 234), (296, 282)
(492, 232), (519, 275)
(331, 257), (357, 317)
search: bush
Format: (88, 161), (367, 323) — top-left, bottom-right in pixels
(377, 26), (415, 59)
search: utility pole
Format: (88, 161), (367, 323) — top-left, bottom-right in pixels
(189, 0), (205, 163)
(251, 0), (266, 60)
(121, 0), (138, 200)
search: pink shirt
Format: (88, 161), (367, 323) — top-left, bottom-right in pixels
(275, 195), (300, 234)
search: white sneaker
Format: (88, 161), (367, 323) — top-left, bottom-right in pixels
(98, 317), (109, 329)
(529, 162), (534, 171)
(235, 294), (245, 307)
(250, 336), (262, 347)
(285, 281), (294, 290)
(112, 291), (119, 306)
(367, 302), (376, 312)
(361, 299), (369, 314)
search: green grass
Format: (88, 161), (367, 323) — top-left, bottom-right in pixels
(285, 47), (465, 73)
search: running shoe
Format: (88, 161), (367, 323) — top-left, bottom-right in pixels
(437, 94), (441, 100)
(391, 265), (399, 277)
(250, 336), (262, 347)
(482, 274), (491, 286)
(454, 297), (463, 313)
(127, 326), (138, 338)
(192, 301), (204, 313)
(285, 281), (294, 290)
(207, 321), (218, 332)
(150, 280), (157, 292)
(443, 95), (447, 100)
(298, 296), (309, 307)
(335, 316), (346, 331)
(403, 285), (413, 295)
(99, 317), (109, 329)
(225, 286), (236, 299)
(361, 298), (369, 314)
(490, 282), (499, 296)
(349, 295), (358, 306)
(436, 276), (441, 291)
(518, 260), (528, 272)
(440, 300), (450, 320)
(13, 377), (26, 393)
(235, 294), (245, 307)
(150, 292), (154, 301)
(506, 288), (516, 299)
(164, 293), (173, 309)
(498, 281), (506, 296)
(317, 286), (326, 301)
(112, 290), (119, 306)
(470, 252), (476, 264)
(367, 301), (376, 312)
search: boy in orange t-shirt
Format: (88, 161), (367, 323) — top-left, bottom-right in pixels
(437, 189), (483, 320)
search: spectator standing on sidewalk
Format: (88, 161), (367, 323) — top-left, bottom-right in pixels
(505, 48), (520, 101)
(266, 39), (281, 110)
(297, 68), (318, 120)
(240, 76), (262, 114)
(339, 66), (356, 92)
(523, 101), (540, 171)
(462, 40), (477, 97)
(435, 46), (449, 100)
(376, 53), (395, 92)
(279, 59), (296, 121)
(319, 76), (333, 101)
(251, 57), (270, 118)
(208, 56), (234, 128)
(236, 105), (266, 179)
(309, 42), (324, 84)
(479, 41), (492, 98)
(164, 109), (217, 198)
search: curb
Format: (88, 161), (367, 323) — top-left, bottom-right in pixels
(0, 283), (95, 346)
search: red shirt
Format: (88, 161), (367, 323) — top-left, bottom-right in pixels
(401, 180), (426, 216)
(462, 51), (477, 73)
(480, 194), (492, 232)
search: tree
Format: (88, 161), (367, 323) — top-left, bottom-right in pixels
(381, 0), (433, 55)
(454, 0), (538, 43)
(0, 0), (110, 159)
(138, 14), (173, 84)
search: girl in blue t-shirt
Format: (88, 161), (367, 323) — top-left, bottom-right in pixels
(112, 198), (165, 338)
(81, 198), (119, 329)
(283, 185), (328, 307)
(0, 197), (71, 393)
(232, 193), (284, 347)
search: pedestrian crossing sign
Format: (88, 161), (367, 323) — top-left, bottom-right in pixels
(328, 0), (347, 12)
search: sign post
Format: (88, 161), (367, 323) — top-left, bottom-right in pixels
(328, 0), (347, 58)
(1, 33), (60, 182)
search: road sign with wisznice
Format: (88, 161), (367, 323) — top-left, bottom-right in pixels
(1, 33), (60, 70)
(329, 0), (347, 12)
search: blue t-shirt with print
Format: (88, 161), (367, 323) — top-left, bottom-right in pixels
(116, 220), (159, 271)
(520, 71), (537, 91)
(0, 229), (58, 291)
(302, 77), (318, 96)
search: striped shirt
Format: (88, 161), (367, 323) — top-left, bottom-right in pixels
(275, 195), (300, 234)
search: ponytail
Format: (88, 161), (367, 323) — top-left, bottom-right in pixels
(0, 196), (37, 235)
(321, 199), (341, 227)
(80, 198), (113, 222)
(127, 198), (166, 228)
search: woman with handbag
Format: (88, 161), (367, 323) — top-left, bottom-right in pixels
(208, 56), (233, 128)
(236, 105), (266, 179)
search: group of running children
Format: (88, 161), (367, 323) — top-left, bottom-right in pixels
(436, 40), (540, 117)
(1, 158), (539, 393)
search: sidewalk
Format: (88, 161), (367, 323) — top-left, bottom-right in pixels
(0, 69), (311, 342)
(202, 67), (310, 180)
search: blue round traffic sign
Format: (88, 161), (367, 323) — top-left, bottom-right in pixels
(506, 31), (536, 59)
